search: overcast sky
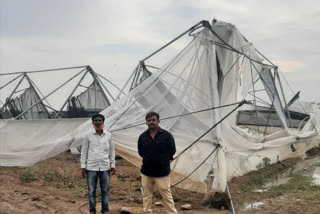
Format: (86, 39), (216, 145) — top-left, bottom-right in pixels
(1, 0), (319, 104)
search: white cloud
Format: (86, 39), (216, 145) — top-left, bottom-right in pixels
(272, 58), (305, 73)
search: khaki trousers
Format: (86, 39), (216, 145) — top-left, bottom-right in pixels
(141, 174), (177, 214)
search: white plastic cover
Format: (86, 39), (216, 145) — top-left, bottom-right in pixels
(0, 118), (87, 166)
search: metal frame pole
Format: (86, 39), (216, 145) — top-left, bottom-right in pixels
(0, 74), (23, 90)
(114, 65), (139, 101)
(226, 183), (236, 214)
(205, 20), (275, 68)
(129, 63), (140, 91)
(54, 68), (90, 118)
(142, 20), (205, 62)
(0, 65), (88, 76)
(130, 63), (141, 90)
(250, 63), (280, 133)
(28, 77), (54, 112)
(14, 68), (86, 119)
(25, 74), (50, 119)
(95, 75), (114, 101)
(0, 74), (26, 112)
(96, 73), (125, 95)
(249, 58), (260, 133)
(275, 69), (292, 127)
(88, 67), (112, 105)
(108, 47), (187, 131)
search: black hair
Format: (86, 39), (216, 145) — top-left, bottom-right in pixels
(145, 111), (160, 120)
(91, 113), (105, 122)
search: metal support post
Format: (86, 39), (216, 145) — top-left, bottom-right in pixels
(15, 68), (86, 119)
(54, 68), (90, 118)
(88, 67), (111, 105)
(0, 74), (26, 112)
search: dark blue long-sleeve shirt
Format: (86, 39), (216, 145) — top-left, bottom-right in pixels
(138, 127), (176, 177)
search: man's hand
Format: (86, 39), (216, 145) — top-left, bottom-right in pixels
(81, 168), (86, 178)
(110, 168), (116, 175)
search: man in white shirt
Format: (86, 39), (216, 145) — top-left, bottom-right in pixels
(81, 114), (115, 214)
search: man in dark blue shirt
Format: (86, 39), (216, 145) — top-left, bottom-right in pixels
(138, 112), (177, 214)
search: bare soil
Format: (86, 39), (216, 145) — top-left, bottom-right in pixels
(0, 151), (319, 214)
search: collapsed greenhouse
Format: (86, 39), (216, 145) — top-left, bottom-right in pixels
(0, 65), (119, 119)
(0, 19), (319, 194)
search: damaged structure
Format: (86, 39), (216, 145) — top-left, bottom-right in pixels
(0, 19), (319, 195)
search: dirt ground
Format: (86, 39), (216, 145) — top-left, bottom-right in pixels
(1, 151), (320, 214)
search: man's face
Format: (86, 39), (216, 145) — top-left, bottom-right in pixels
(93, 117), (104, 128)
(146, 115), (159, 130)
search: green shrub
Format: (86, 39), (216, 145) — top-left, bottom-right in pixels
(19, 170), (37, 183)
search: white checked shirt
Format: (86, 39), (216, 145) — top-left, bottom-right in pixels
(80, 129), (115, 171)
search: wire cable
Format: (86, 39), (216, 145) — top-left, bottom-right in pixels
(109, 101), (244, 132)
(172, 100), (246, 161)
(170, 145), (220, 188)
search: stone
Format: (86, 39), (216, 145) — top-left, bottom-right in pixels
(155, 201), (163, 206)
(120, 207), (132, 214)
(208, 192), (231, 210)
(136, 198), (143, 204)
(181, 204), (192, 210)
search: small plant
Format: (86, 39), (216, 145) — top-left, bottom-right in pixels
(240, 158), (298, 192)
(306, 146), (320, 158)
(256, 157), (271, 170)
(267, 175), (320, 199)
(42, 170), (63, 184)
(19, 170), (37, 183)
